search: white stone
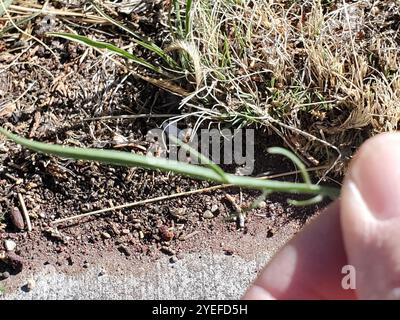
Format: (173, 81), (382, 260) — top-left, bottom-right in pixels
(4, 240), (16, 252)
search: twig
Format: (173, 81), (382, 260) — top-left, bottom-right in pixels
(224, 193), (245, 228)
(52, 166), (329, 225)
(83, 114), (180, 121)
(224, 193), (242, 212)
(7, 4), (106, 23)
(4, 173), (22, 184)
(18, 193), (32, 232)
(183, 230), (200, 240)
(11, 80), (36, 105)
(53, 185), (222, 224)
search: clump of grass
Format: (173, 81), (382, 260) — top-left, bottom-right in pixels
(43, 0), (400, 176)
(177, 0), (400, 173)
(3, 0), (397, 175)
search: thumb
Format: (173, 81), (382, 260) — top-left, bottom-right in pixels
(341, 133), (400, 299)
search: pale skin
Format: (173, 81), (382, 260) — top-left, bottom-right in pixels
(243, 133), (400, 300)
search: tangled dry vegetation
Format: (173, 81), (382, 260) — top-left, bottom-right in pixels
(179, 0), (400, 174)
(1, 0), (400, 176)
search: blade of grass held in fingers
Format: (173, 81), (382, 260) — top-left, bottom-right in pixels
(0, 127), (340, 200)
(169, 135), (229, 183)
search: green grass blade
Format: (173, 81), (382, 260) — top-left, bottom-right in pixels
(0, 127), (340, 200)
(185, 0), (193, 36)
(89, 1), (178, 68)
(0, 12), (39, 37)
(172, 0), (183, 38)
(48, 32), (163, 74)
(0, 127), (223, 181)
(169, 135), (229, 183)
(268, 147), (312, 185)
(288, 195), (324, 206)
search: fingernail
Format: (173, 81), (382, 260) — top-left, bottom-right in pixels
(347, 134), (400, 220)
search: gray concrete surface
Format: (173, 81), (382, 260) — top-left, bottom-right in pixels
(2, 252), (270, 300)
(1, 221), (299, 300)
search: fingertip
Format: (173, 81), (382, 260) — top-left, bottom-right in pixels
(243, 201), (354, 299)
(242, 285), (275, 300)
(341, 132), (400, 299)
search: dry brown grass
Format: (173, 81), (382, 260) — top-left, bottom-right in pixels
(172, 0), (400, 175)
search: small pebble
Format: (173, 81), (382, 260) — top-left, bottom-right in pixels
(6, 252), (24, 272)
(203, 210), (214, 219)
(258, 201), (267, 208)
(223, 248), (234, 256)
(132, 223), (141, 229)
(25, 279), (36, 291)
(169, 256), (179, 264)
(10, 207), (24, 230)
(1, 271), (10, 279)
(98, 269), (106, 277)
(210, 204), (219, 213)
(4, 240), (16, 252)
(118, 245), (131, 257)
(238, 213), (245, 228)
(38, 212), (46, 219)
(101, 232), (111, 239)
(161, 246), (176, 256)
(159, 226), (174, 241)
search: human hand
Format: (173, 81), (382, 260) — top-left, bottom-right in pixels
(243, 133), (400, 300)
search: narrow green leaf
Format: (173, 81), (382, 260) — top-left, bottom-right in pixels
(0, 13), (39, 37)
(48, 32), (162, 74)
(288, 195), (324, 206)
(185, 0), (193, 36)
(172, 0), (183, 38)
(0, 127), (340, 200)
(89, 1), (178, 68)
(169, 135), (229, 183)
(268, 147), (312, 185)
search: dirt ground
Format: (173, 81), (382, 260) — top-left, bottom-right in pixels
(0, 0), (335, 295)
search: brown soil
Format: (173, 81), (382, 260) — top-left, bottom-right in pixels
(0, 0), (331, 288)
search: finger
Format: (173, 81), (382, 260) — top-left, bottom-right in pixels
(341, 133), (400, 299)
(243, 201), (356, 299)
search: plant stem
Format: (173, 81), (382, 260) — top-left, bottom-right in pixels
(0, 127), (340, 199)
